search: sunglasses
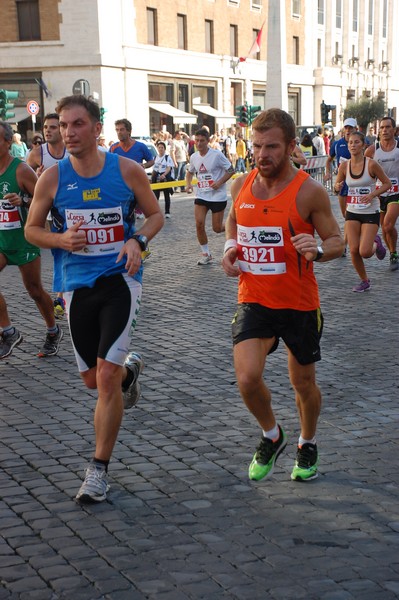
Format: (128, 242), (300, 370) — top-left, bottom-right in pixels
(32, 140), (43, 145)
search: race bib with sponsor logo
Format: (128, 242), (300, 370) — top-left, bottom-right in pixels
(377, 177), (398, 194)
(347, 186), (371, 208)
(197, 173), (214, 190)
(0, 201), (22, 230)
(65, 206), (124, 256)
(237, 225), (286, 275)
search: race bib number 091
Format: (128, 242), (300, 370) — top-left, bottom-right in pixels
(65, 206), (124, 256)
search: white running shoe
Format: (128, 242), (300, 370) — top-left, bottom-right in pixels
(123, 352), (144, 409)
(197, 254), (213, 265)
(75, 464), (110, 503)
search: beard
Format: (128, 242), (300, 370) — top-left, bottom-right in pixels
(256, 155), (288, 179)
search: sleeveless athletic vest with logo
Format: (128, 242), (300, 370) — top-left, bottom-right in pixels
(345, 157), (378, 215)
(374, 139), (399, 197)
(53, 152), (140, 292)
(0, 158), (38, 254)
(41, 143), (69, 170)
(235, 168), (320, 311)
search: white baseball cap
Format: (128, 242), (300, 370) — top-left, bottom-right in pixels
(343, 118), (357, 128)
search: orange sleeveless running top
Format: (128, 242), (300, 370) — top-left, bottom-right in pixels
(235, 168), (320, 310)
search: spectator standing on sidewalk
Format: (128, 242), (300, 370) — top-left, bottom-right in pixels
(236, 132), (247, 173)
(313, 127), (326, 156)
(10, 133), (28, 160)
(25, 95), (163, 503)
(170, 130), (189, 192)
(152, 141), (174, 218)
(186, 127), (234, 265)
(0, 121), (63, 360)
(222, 108), (344, 483)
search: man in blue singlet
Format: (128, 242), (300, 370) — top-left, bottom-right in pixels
(26, 95), (163, 504)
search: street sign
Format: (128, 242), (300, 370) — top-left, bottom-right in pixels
(72, 79), (90, 97)
(26, 100), (40, 115)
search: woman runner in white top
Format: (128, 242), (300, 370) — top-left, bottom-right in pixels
(334, 131), (391, 292)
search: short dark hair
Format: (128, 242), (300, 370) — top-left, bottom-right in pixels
(380, 116), (396, 128)
(156, 141), (166, 149)
(115, 118), (132, 133)
(194, 128), (210, 140)
(56, 95), (101, 123)
(44, 113), (59, 123)
(0, 121), (14, 143)
(252, 108), (296, 144)
(301, 133), (313, 146)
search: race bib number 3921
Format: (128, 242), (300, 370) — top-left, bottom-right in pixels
(237, 225), (286, 275)
(65, 206), (124, 256)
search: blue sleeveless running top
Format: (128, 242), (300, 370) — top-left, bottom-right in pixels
(52, 152), (141, 291)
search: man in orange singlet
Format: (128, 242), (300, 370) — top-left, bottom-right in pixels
(222, 108), (344, 483)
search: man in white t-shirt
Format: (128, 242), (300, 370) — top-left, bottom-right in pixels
(186, 128), (235, 265)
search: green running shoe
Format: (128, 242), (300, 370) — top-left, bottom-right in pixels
(291, 443), (319, 481)
(248, 425), (287, 481)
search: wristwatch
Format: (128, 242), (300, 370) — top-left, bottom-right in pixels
(314, 246), (324, 262)
(131, 234), (148, 251)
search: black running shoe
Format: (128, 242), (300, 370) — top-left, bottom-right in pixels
(0, 328), (23, 360)
(37, 326), (63, 357)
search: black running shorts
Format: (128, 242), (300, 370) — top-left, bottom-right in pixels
(232, 302), (324, 365)
(194, 198), (227, 213)
(64, 273), (142, 372)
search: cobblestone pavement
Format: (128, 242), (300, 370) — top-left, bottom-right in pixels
(0, 189), (398, 600)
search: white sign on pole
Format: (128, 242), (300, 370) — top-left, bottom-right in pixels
(26, 100), (40, 116)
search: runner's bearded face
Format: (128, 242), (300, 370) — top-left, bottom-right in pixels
(253, 127), (294, 179)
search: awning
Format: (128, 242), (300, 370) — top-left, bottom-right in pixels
(5, 108), (30, 124)
(149, 102), (197, 125)
(193, 103), (237, 125)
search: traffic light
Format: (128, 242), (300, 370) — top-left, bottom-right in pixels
(235, 105), (243, 124)
(320, 101), (328, 123)
(249, 105), (262, 125)
(0, 89), (19, 120)
(99, 107), (107, 124)
(240, 104), (249, 127)
(320, 101), (336, 124)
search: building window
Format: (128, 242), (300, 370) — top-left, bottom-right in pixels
(252, 29), (260, 60)
(292, 0), (301, 17)
(382, 0), (387, 37)
(251, 0), (262, 10)
(146, 8), (157, 45)
(230, 24), (238, 57)
(368, 0), (373, 35)
(288, 92), (299, 125)
(177, 14), (187, 50)
(205, 19), (214, 54)
(228, 0), (240, 5)
(336, 0), (342, 28)
(16, 0), (41, 41)
(317, 39), (321, 67)
(352, 0), (358, 32)
(293, 36), (299, 64)
(317, 0), (324, 25)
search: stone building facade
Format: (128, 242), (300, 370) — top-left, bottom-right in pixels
(0, 0), (397, 141)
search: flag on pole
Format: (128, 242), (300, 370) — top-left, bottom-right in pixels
(239, 21), (265, 62)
